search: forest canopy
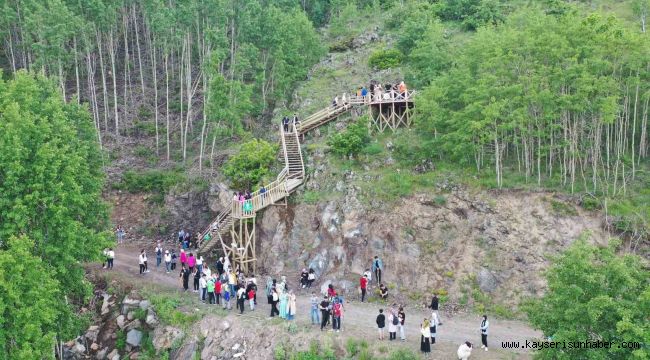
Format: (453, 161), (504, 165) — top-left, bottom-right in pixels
(0, 72), (111, 359)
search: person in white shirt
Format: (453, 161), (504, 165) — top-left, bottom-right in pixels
(199, 274), (208, 303)
(457, 341), (473, 360)
(164, 250), (171, 273)
(480, 315), (489, 351)
(430, 311), (439, 345)
(363, 268), (372, 284)
(107, 248), (115, 269)
(197, 256), (204, 275)
(139, 250), (147, 275)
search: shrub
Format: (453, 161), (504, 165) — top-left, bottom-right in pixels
(114, 169), (184, 196)
(329, 37), (354, 52)
(368, 49), (403, 70)
(222, 139), (277, 190)
(345, 338), (359, 356)
(115, 330), (126, 351)
(327, 118), (370, 158)
(387, 348), (418, 360)
(434, 195), (447, 205)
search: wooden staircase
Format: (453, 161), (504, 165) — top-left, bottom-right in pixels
(197, 90), (415, 258)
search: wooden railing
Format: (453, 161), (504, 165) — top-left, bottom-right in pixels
(231, 166), (289, 219)
(291, 125), (305, 179)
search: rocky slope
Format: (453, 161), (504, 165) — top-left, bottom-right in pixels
(250, 185), (608, 310)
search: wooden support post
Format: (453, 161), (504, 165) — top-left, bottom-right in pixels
(230, 215), (257, 274)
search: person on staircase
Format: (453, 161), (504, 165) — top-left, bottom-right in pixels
(374, 83), (383, 102)
(292, 113), (300, 130)
(372, 256), (384, 285)
(260, 185), (267, 205)
(398, 81), (407, 99)
(332, 96), (339, 108)
(282, 116), (290, 132)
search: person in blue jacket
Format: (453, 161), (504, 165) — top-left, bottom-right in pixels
(371, 256), (383, 285)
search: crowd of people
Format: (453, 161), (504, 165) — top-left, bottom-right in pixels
(332, 80), (410, 108)
(109, 227), (492, 359)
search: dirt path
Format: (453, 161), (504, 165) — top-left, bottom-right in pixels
(105, 246), (541, 359)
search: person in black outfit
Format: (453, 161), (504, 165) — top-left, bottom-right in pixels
(282, 116), (290, 132)
(319, 296), (330, 331)
(237, 286), (246, 314)
(376, 309), (386, 340)
(179, 265), (190, 291)
(429, 294), (443, 325)
(193, 268), (200, 292)
(216, 257), (224, 276)
(270, 289), (279, 317)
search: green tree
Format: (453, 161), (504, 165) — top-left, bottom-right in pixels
(0, 71), (110, 353)
(222, 139), (277, 189)
(0, 236), (61, 360)
(327, 118), (371, 158)
(524, 239), (650, 359)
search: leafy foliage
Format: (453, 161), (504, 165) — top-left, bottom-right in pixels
(115, 169), (185, 195)
(524, 239), (650, 359)
(0, 236), (60, 359)
(0, 72), (110, 358)
(223, 139), (277, 189)
(368, 48), (404, 70)
(436, 0), (505, 30)
(327, 118), (371, 158)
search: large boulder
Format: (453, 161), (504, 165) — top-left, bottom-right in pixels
(126, 329), (143, 347)
(145, 309), (158, 326)
(478, 267), (498, 293)
(152, 326), (185, 352)
(116, 315), (126, 329)
(121, 297), (140, 315)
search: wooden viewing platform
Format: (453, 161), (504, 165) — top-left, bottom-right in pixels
(197, 88), (415, 273)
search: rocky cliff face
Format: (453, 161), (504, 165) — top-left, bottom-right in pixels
(254, 185), (608, 308)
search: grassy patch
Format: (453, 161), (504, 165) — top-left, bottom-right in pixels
(548, 198), (578, 216)
(113, 169), (185, 194)
(146, 293), (201, 329)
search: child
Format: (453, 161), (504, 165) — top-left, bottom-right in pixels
(223, 287), (231, 310)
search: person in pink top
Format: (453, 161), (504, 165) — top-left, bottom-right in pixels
(188, 252), (196, 272)
(180, 249), (187, 268)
